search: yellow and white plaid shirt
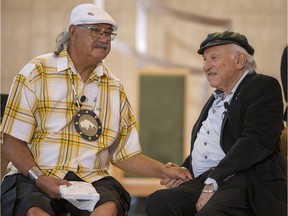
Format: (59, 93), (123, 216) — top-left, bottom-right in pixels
(1, 49), (142, 182)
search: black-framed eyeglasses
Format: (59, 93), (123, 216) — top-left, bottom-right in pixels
(77, 25), (117, 41)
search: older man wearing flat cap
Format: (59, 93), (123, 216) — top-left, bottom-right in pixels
(146, 31), (287, 216)
(0, 4), (191, 216)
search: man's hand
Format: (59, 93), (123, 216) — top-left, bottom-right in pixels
(160, 162), (192, 188)
(36, 175), (71, 199)
(196, 184), (215, 211)
(114, 154), (192, 182)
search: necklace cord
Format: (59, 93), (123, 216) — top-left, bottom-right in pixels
(68, 69), (100, 111)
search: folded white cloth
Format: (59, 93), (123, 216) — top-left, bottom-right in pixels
(59, 181), (100, 212)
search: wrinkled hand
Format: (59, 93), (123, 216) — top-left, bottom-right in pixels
(36, 175), (71, 199)
(196, 184), (215, 211)
(160, 177), (184, 188)
(160, 162), (192, 188)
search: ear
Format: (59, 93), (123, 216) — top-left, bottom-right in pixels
(235, 53), (246, 70)
(69, 25), (76, 39)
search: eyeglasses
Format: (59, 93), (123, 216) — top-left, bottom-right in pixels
(77, 25), (117, 41)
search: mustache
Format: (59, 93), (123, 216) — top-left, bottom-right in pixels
(94, 43), (108, 49)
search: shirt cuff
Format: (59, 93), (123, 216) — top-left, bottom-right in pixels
(205, 178), (219, 191)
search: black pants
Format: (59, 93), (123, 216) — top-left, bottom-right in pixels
(145, 173), (255, 216)
(1, 172), (130, 216)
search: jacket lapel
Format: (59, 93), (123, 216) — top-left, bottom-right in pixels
(219, 71), (256, 147)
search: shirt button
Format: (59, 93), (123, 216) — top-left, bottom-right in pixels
(204, 142), (207, 146)
(207, 131), (210, 135)
(205, 156), (208, 159)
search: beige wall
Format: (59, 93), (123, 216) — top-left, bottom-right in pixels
(1, 0), (287, 156)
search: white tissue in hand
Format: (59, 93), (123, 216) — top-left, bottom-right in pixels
(59, 181), (100, 212)
(60, 181), (99, 200)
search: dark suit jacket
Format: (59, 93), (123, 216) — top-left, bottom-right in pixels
(281, 46), (287, 121)
(182, 72), (287, 216)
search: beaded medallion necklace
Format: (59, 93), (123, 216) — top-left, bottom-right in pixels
(68, 69), (102, 141)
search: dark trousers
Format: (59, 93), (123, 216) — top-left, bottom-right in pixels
(145, 173), (255, 216)
(1, 172), (130, 216)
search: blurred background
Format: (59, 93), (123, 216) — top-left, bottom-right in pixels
(1, 0), (287, 215)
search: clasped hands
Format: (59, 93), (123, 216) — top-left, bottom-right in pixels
(160, 162), (192, 188)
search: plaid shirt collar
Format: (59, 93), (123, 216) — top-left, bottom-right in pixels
(56, 49), (106, 79)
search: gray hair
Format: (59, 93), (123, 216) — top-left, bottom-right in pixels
(231, 44), (257, 73)
(245, 53), (257, 73)
(54, 31), (70, 56)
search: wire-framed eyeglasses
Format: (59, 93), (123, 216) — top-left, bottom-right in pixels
(77, 25), (117, 41)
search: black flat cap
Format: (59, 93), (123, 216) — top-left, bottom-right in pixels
(197, 31), (255, 55)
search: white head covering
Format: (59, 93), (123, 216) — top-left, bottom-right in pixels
(70, 4), (118, 31)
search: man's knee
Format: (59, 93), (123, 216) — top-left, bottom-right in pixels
(146, 190), (173, 215)
(26, 207), (50, 216)
(146, 190), (164, 208)
(91, 201), (117, 216)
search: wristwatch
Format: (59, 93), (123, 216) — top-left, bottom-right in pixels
(27, 166), (44, 184)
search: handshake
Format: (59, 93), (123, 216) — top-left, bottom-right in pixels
(160, 162), (193, 188)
